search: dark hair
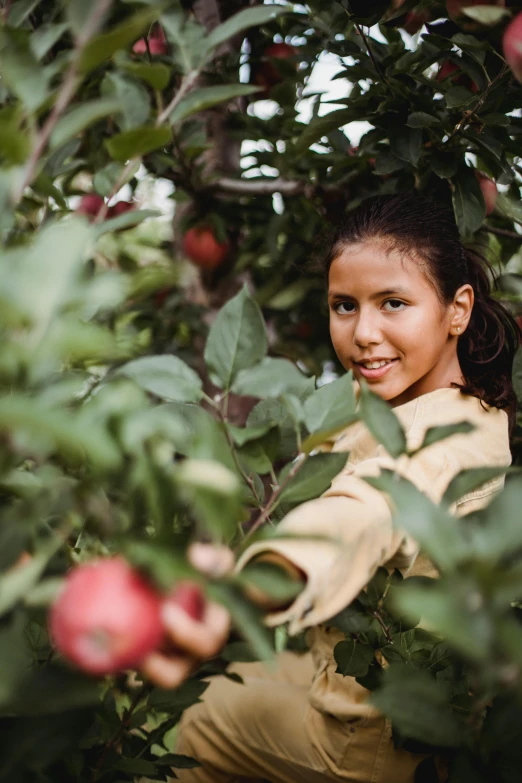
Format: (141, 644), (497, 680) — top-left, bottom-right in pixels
(319, 193), (521, 430)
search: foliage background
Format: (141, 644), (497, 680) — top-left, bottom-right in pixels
(2, 0), (522, 781)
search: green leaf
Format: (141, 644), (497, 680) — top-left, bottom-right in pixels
(413, 421), (475, 453)
(303, 373), (356, 437)
(118, 60), (171, 90)
(359, 383), (407, 458)
(161, 8), (207, 72)
(209, 582), (274, 661)
(390, 125), (422, 166)
(279, 452), (347, 505)
(334, 639), (375, 678)
(204, 5), (291, 53)
(462, 5), (510, 25)
(232, 357), (313, 399)
(177, 458), (241, 539)
(406, 112), (439, 129)
(295, 108), (357, 152)
(50, 99), (123, 150)
(452, 166), (486, 236)
(171, 83), (260, 125)
(0, 29), (50, 112)
(468, 475), (522, 561)
(370, 665), (465, 747)
(446, 86), (474, 108)
(443, 466), (510, 507)
(106, 124), (172, 161)
(30, 22), (68, 60)
(8, 666), (101, 715)
(393, 581), (493, 662)
(116, 355), (202, 402)
(365, 470), (467, 570)
(93, 208), (160, 236)
(204, 286), (267, 389)
(79, 7), (164, 73)
(101, 72), (151, 131)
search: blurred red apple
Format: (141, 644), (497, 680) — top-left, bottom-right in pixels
(108, 200), (135, 218)
(50, 557), (164, 676)
(503, 12), (522, 83)
(77, 193), (105, 221)
(252, 42), (298, 96)
(133, 25), (167, 56)
(436, 60), (479, 93)
(165, 581), (205, 622)
(476, 172), (497, 216)
(182, 226), (230, 270)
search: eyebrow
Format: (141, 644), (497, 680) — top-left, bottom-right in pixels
(328, 287), (410, 301)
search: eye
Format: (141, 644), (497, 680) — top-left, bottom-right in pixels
(334, 301), (355, 315)
(383, 299), (406, 311)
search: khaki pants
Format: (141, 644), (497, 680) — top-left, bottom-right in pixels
(174, 651), (425, 783)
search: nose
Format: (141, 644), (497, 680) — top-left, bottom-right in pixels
(352, 308), (383, 349)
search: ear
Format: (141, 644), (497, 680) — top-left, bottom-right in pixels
(450, 284), (474, 336)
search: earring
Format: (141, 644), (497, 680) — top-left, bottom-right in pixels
(456, 327), (461, 334)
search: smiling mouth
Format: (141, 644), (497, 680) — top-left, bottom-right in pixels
(354, 358), (399, 380)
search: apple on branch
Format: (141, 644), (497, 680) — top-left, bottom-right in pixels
(252, 42), (298, 97)
(133, 24), (168, 56)
(475, 172), (498, 216)
(49, 557), (205, 676)
(182, 225), (230, 270)
(503, 11), (522, 84)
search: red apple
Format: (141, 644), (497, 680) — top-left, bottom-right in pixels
(77, 193), (105, 221)
(402, 11), (430, 35)
(182, 226), (230, 270)
(476, 172), (497, 216)
(108, 200), (135, 218)
(252, 42), (298, 95)
(50, 557), (165, 676)
(133, 25), (168, 56)
(503, 12), (522, 84)
(165, 581), (205, 622)
(436, 60), (479, 92)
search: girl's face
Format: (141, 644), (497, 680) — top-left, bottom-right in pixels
(328, 241), (472, 408)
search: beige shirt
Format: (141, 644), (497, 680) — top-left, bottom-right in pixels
(236, 387), (511, 719)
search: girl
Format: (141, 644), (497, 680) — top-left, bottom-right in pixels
(142, 194), (520, 782)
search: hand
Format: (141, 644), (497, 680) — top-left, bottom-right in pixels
(140, 543), (233, 689)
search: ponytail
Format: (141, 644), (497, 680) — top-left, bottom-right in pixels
(455, 248), (521, 432)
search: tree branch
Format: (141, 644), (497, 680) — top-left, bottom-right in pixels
(212, 177), (305, 196)
(13, 0), (113, 204)
(240, 453), (309, 547)
(484, 226), (521, 240)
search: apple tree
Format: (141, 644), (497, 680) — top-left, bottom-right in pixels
(2, 1), (522, 781)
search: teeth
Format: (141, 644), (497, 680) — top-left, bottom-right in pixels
(362, 360), (392, 369)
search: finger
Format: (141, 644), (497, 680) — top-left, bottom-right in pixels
(161, 600), (230, 659)
(188, 542), (235, 578)
(141, 651), (194, 690)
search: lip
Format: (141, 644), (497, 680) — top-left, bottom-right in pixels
(355, 358), (399, 380)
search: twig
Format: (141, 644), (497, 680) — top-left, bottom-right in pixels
(216, 405), (264, 511)
(90, 684), (149, 782)
(484, 226), (521, 240)
(372, 610), (393, 644)
(240, 453), (309, 547)
(13, 0), (114, 204)
(211, 177), (304, 196)
(446, 64), (509, 142)
(355, 24), (389, 85)
(93, 68), (200, 223)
